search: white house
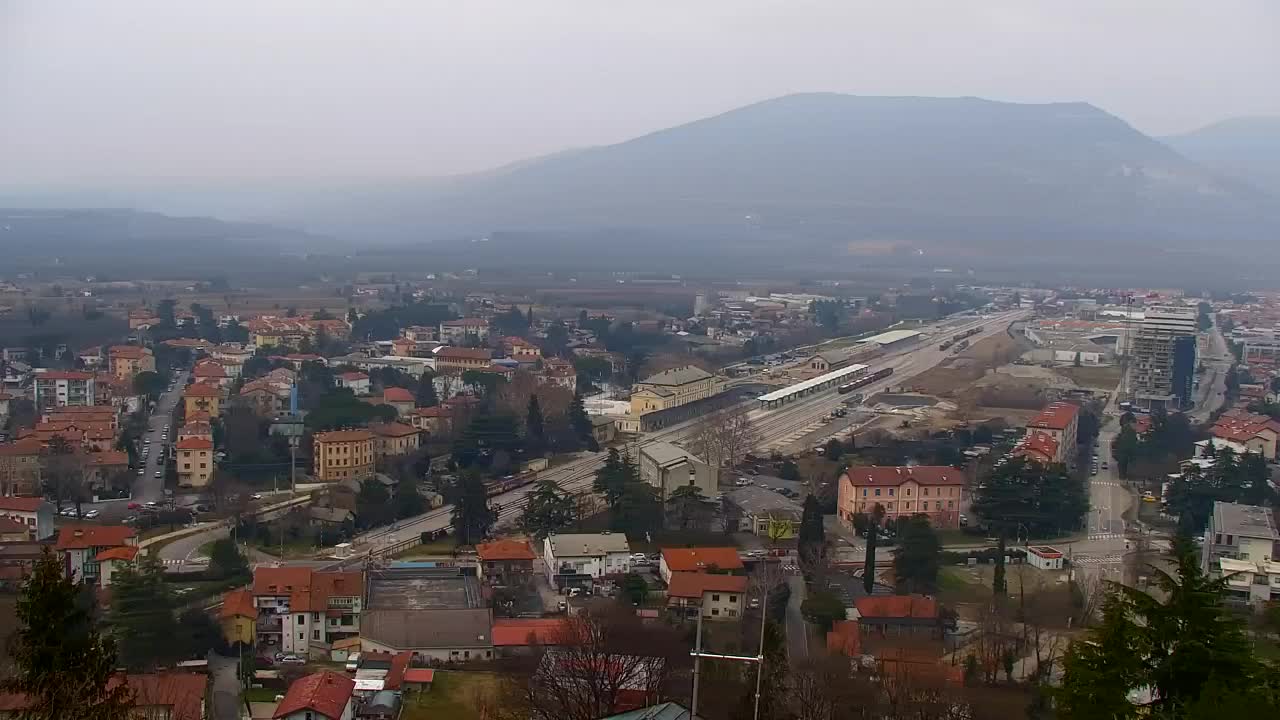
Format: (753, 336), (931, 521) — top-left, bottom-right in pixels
(542, 533), (631, 589)
(1025, 545), (1065, 571)
(0, 496), (55, 539)
(334, 371), (371, 395)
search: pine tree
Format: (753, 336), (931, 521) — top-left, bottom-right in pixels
(448, 470), (496, 545)
(893, 514), (941, 594)
(862, 503), (884, 594)
(520, 479), (575, 539)
(993, 534), (1007, 595)
(797, 494), (825, 557)
(568, 391), (593, 447)
(525, 395), (546, 455)
(593, 448), (626, 512)
(417, 370), (438, 407)
(2, 549), (135, 720)
(526, 305), (535, 327)
(109, 556), (181, 671)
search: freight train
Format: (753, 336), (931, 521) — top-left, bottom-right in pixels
(837, 366), (894, 394)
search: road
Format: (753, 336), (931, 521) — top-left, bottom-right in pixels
(207, 652), (240, 720)
(132, 368), (189, 503)
(1190, 321), (1232, 424)
(784, 575), (809, 662)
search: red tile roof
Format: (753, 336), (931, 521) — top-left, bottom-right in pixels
(382, 387), (414, 403)
(0, 497), (47, 512)
(175, 437), (214, 451)
(34, 370), (95, 381)
(221, 588), (257, 620)
(854, 594), (939, 620)
(95, 546), (139, 562)
(286, 571), (364, 613)
(383, 651), (413, 690)
(841, 466), (965, 488)
(492, 618), (566, 647)
(108, 345), (149, 360)
(477, 538), (536, 562)
(183, 383), (221, 398)
(826, 620), (862, 656)
(87, 450), (129, 467)
(0, 517), (31, 534)
(436, 346), (493, 361)
(660, 547), (744, 573)
(192, 362), (227, 378)
(665, 571), (749, 599)
(252, 566), (314, 595)
(1014, 432), (1059, 463)
(402, 668), (435, 684)
(370, 421), (420, 438)
(338, 371), (368, 381)
(115, 672), (207, 720)
(55, 524), (137, 551)
(410, 406), (452, 418)
(1027, 402), (1080, 431)
(273, 671), (354, 720)
(314, 429), (375, 444)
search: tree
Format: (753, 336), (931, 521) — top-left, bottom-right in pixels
(417, 370), (439, 407)
(619, 572), (648, 606)
(823, 437), (844, 461)
(592, 448), (626, 513)
(893, 514), (941, 594)
(778, 459), (800, 482)
(797, 494), (826, 559)
(109, 556), (181, 671)
(863, 503), (885, 593)
(526, 305), (535, 327)
(567, 391), (593, 448)
(392, 476), (426, 519)
(208, 538), (249, 580)
(448, 470), (496, 545)
(993, 535), (1007, 596)
(355, 478), (393, 530)
(3, 549), (134, 720)
(131, 370), (165, 398)
(40, 434), (87, 515)
(665, 484), (710, 531)
(1073, 351), (1082, 367)
(525, 395), (546, 456)
(520, 479), (575, 539)
(801, 588), (846, 632)
(179, 608), (226, 659)
(543, 321), (570, 357)
(971, 456), (1087, 539)
(1058, 538), (1265, 717)
(687, 406), (760, 470)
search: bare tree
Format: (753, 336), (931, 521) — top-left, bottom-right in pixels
(40, 435), (88, 514)
(687, 405), (760, 470)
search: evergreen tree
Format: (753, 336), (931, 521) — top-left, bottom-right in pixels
(392, 476), (427, 519)
(1058, 538), (1263, 716)
(1113, 424), (1140, 479)
(208, 538), (249, 580)
(109, 556), (181, 671)
(416, 370), (438, 407)
(893, 514), (941, 594)
(665, 484), (709, 531)
(993, 534), (1007, 595)
(356, 478), (393, 529)
(526, 305), (535, 327)
(568, 391), (593, 448)
(519, 479), (575, 539)
(797, 494), (826, 557)
(863, 503), (884, 594)
(448, 470), (496, 545)
(525, 395), (546, 455)
(2, 549), (135, 720)
(593, 448), (626, 513)
(614, 452), (660, 535)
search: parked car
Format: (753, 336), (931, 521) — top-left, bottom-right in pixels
(127, 502), (141, 510)
(84, 510), (100, 519)
(154, 471), (163, 478)
(277, 655), (305, 665)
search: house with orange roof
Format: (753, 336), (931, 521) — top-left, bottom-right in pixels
(1024, 402), (1080, 464)
(369, 421), (421, 458)
(0, 496), (53, 540)
(438, 317), (491, 344)
(837, 466), (966, 529)
(0, 672), (208, 720)
(250, 566), (364, 655)
(1208, 411), (1280, 460)
(191, 359), (230, 387)
(665, 571), (748, 621)
(56, 524), (138, 584)
(183, 382), (223, 418)
(0, 438), (45, 497)
(1013, 431), (1060, 466)
(852, 594), (943, 639)
(658, 547), (744, 583)
(273, 671), (354, 720)
(407, 405), (452, 435)
(433, 346), (493, 372)
(476, 538), (537, 585)
(108, 344), (155, 381)
(502, 336), (542, 363)
(95, 545), (139, 587)
(492, 618), (565, 653)
(31, 369), (96, 410)
(85, 450), (130, 488)
(380, 387), (416, 417)
(220, 588), (257, 647)
(175, 437), (215, 487)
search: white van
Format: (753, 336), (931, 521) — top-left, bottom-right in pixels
(344, 653), (360, 672)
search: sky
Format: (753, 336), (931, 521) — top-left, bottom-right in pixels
(2, 0), (1278, 186)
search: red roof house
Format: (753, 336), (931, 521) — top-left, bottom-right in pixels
(273, 671), (355, 720)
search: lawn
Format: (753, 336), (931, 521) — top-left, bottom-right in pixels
(242, 687), (280, 703)
(394, 537), (467, 558)
(401, 671), (502, 720)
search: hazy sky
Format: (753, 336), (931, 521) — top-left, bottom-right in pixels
(3, 0), (1278, 185)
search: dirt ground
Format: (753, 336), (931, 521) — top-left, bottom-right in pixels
(1054, 365), (1123, 390)
(913, 333), (1029, 397)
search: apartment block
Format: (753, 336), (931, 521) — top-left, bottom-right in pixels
(1202, 501), (1280, 606)
(1129, 305), (1198, 411)
(32, 370), (96, 410)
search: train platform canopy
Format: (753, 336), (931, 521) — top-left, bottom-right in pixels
(858, 329), (923, 346)
(757, 363), (868, 403)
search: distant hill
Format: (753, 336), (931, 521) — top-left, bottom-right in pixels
(1163, 117), (1280, 197)
(290, 93), (1278, 266)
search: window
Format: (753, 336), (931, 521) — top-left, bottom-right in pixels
(729, 595), (737, 603)
(948, 501), (954, 509)
(297, 615), (305, 625)
(1216, 533), (1223, 544)
(712, 594), (720, 601)
(923, 487), (930, 496)
(711, 608), (720, 616)
(728, 609), (737, 617)
(313, 630), (320, 640)
(1227, 535), (1234, 545)
(886, 502), (894, 511)
(298, 632), (304, 640)
(862, 489), (868, 497)
(888, 488), (894, 496)
(874, 489), (881, 496)
(936, 501), (943, 510)
(906, 488), (912, 496)
(464, 651), (470, 659)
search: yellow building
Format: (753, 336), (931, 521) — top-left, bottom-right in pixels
(629, 365), (716, 416)
(313, 429), (376, 482)
(220, 588), (256, 647)
(175, 437), (215, 487)
(183, 383), (223, 418)
(107, 345), (155, 381)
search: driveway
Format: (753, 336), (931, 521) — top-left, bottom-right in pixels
(785, 575), (809, 663)
(207, 652), (240, 720)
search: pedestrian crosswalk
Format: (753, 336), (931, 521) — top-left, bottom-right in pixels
(1072, 555), (1123, 566)
(161, 557), (207, 567)
(1087, 532), (1125, 541)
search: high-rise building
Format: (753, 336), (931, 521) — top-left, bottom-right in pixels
(1129, 305), (1198, 411)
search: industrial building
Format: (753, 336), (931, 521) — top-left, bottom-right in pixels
(756, 364), (868, 409)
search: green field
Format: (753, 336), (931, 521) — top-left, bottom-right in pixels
(401, 671), (502, 720)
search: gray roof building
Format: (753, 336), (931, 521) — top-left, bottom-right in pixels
(638, 365), (713, 387)
(361, 608), (493, 651)
(544, 532), (631, 558)
(1212, 501), (1279, 541)
(727, 485), (803, 522)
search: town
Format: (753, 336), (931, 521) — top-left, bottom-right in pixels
(2, 272), (1278, 719)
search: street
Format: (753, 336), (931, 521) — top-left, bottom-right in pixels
(132, 368), (189, 503)
(784, 574), (809, 661)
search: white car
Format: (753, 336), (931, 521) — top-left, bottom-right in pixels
(137, 469), (145, 475)
(84, 510), (100, 519)
(154, 471), (163, 478)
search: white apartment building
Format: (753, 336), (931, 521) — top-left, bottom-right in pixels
(1129, 305), (1198, 411)
(1202, 501), (1280, 606)
(542, 532), (631, 589)
(252, 568), (364, 655)
(31, 370), (96, 410)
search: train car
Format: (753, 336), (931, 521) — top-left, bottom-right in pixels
(484, 471), (539, 498)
